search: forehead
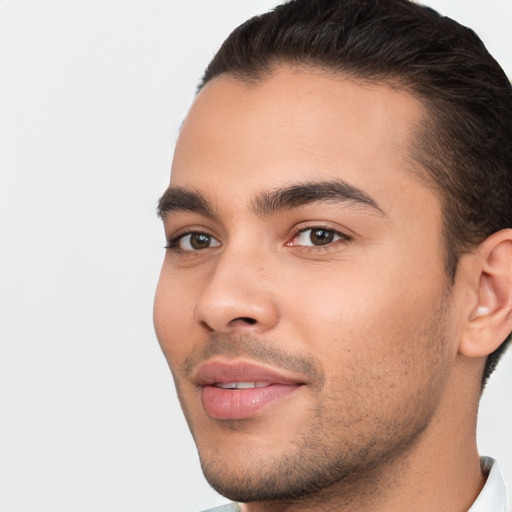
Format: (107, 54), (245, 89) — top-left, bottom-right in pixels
(170, 68), (430, 214)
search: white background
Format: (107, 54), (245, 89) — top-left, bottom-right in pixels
(0, 1), (511, 511)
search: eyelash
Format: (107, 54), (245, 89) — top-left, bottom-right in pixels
(165, 225), (352, 253)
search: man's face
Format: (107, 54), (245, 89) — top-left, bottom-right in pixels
(154, 69), (458, 502)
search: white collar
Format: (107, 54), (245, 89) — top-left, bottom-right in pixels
(467, 457), (507, 512)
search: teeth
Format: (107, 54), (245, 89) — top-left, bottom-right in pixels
(216, 382), (237, 389)
(214, 381), (271, 389)
(237, 382), (257, 389)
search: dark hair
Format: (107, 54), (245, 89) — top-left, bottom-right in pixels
(198, 0), (512, 386)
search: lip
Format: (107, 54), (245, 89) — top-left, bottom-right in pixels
(194, 360), (305, 386)
(194, 360), (305, 420)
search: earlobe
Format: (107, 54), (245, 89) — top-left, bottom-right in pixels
(459, 229), (512, 358)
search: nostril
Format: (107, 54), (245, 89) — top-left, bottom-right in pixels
(231, 317), (257, 325)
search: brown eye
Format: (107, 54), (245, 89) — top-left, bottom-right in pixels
(175, 232), (221, 251)
(309, 229), (335, 246)
(290, 227), (344, 247)
(189, 233), (212, 250)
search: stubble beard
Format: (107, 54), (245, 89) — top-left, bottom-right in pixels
(198, 396), (437, 506)
(183, 294), (452, 506)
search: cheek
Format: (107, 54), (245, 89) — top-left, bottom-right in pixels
(281, 271), (450, 442)
(279, 254), (448, 386)
(153, 261), (199, 364)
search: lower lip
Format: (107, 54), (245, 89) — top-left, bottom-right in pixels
(201, 384), (301, 420)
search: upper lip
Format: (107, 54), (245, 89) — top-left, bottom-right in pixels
(193, 359), (306, 386)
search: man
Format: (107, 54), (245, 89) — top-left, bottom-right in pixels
(154, 0), (512, 510)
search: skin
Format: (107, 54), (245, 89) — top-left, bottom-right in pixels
(154, 68), (489, 511)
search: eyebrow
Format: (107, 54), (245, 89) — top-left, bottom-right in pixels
(157, 187), (214, 219)
(252, 179), (384, 217)
(157, 179), (384, 220)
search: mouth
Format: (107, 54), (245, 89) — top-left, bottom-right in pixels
(194, 360), (305, 420)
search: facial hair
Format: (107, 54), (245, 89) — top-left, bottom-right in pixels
(175, 295), (452, 507)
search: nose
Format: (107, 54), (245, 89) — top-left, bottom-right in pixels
(194, 248), (280, 334)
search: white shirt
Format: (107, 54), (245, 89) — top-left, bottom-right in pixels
(468, 457), (508, 512)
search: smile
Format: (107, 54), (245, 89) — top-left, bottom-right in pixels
(194, 360), (306, 420)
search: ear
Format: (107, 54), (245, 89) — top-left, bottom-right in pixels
(458, 229), (512, 358)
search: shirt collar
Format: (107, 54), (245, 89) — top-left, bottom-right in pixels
(467, 457), (507, 512)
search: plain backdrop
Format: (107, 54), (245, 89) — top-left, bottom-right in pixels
(1, 1), (511, 511)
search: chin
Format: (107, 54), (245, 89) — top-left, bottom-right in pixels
(195, 406), (434, 505)
(196, 430), (374, 504)
(199, 451), (345, 503)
